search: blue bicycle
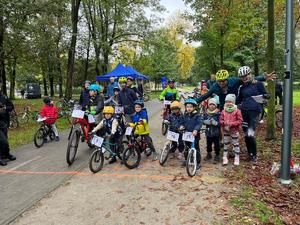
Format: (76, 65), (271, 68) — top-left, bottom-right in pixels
(186, 141), (200, 177)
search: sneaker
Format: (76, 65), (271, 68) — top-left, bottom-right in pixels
(55, 136), (60, 142)
(223, 156), (228, 165)
(109, 156), (117, 164)
(251, 155), (258, 163)
(152, 152), (158, 161)
(204, 153), (212, 161)
(7, 154), (16, 161)
(234, 155), (240, 166)
(213, 155), (220, 164)
(0, 159), (7, 166)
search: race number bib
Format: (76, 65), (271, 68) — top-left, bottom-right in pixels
(182, 132), (195, 142)
(167, 131), (179, 142)
(37, 117), (46, 122)
(125, 126), (134, 135)
(91, 135), (104, 147)
(71, 110), (85, 119)
(88, 114), (96, 123)
(164, 100), (171, 105)
(115, 106), (124, 114)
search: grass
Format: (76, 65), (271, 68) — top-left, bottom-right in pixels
(148, 90), (161, 100)
(229, 186), (283, 225)
(8, 98), (71, 149)
(293, 90), (300, 106)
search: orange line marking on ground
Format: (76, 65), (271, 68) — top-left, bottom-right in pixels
(0, 169), (175, 181)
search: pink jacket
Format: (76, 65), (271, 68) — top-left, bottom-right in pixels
(219, 108), (243, 133)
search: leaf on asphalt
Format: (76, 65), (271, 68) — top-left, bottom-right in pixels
(177, 198), (194, 206)
(105, 212), (111, 218)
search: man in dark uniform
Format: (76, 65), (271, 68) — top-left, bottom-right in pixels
(0, 89), (16, 166)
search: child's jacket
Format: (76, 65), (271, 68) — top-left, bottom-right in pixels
(203, 110), (221, 137)
(40, 105), (58, 124)
(130, 108), (149, 135)
(219, 105), (243, 133)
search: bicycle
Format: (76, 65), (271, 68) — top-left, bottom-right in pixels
(33, 117), (56, 148)
(17, 106), (40, 125)
(161, 99), (172, 135)
(9, 110), (19, 129)
(259, 103), (283, 129)
(122, 125), (153, 169)
(66, 110), (95, 165)
(56, 98), (78, 109)
(186, 141), (200, 177)
(88, 134), (128, 173)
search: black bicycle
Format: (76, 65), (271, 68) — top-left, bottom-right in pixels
(34, 117), (56, 148)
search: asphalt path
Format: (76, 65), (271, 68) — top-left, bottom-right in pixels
(0, 100), (162, 225)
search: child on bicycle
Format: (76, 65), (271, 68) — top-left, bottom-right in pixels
(40, 97), (59, 142)
(91, 106), (123, 164)
(180, 98), (202, 170)
(165, 101), (185, 159)
(129, 99), (158, 161)
(203, 98), (221, 163)
(219, 94), (243, 166)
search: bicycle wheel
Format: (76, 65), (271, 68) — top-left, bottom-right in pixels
(17, 113), (29, 125)
(34, 128), (45, 148)
(144, 137), (153, 157)
(143, 94), (150, 102)
(159, 142), (171, 166)
(89, 148), (104, 173)
(49, 129), (56, 140)
(66, 130), (80, 165)
(275, 110), (283, 129)
(186, 148), (197, 177)
(161, 122), (168, 136)
(9, 117), (19, 129)
(122, 146), (141, 169)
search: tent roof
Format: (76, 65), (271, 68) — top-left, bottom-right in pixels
(96, 63), (149, 81)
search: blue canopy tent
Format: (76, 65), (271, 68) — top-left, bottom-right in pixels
(96, 63), (149, 82)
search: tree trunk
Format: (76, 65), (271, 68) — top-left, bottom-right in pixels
(84, 29), (91, 81)
(56, 15), (63, 98)
(254, 59), (259, 76)
(94, 46), (101, 75)
(266, 0), (275, 140)
(9, 57), (17, 99)
(49, 70), (54, 97)
(65, 0), (81, 99)
(43, 76), (48, 96)
(102, 50), (109, 74)
(0, 14), (7, 95)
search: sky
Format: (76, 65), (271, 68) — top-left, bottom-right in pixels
(160, 0), (191, 20)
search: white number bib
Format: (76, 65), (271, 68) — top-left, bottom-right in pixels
(167, 131), (179, 142)
(72, 110), (85, 119)
(125, 126), (134, 136)
(91, 135), (104, 147)
(88, 114), (96, 123)
(182, 132), (195, 142)
(164, 100), (171, 105)
(115, 106), (124, 114)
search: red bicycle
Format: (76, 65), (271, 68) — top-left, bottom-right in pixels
(66, 112), (95, 165)
(161, 100), (171, 135)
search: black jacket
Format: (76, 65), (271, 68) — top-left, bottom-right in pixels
(0, 93), (14, 128)
(118, 88), (138, 114)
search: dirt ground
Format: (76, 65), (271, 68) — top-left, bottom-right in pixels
(10, 104), (232, 225)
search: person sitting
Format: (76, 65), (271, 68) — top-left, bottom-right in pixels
(40, 97), (59, 142)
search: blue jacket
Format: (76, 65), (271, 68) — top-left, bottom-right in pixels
(166, 112), (185, 133)
(202, 112), (221, 137)
(196, 76), (265, 110)
(118, 88), (138, 114)
(79, 89), (90, 108)
(132, 108), (148, 123)
(236, 81), (267, 113)
(207, 79), (216, 89)
(183, 110), (202, 132)
(107, 82), (118, 98)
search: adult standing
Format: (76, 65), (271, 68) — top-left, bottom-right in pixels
(117, 77), (137, 122)
(127, 76), (142, 97)
(79, 80), (91, 109)
(20, 88), (25, 99)
(137, 78), (144, 96)
(236, 66), (269, 163)
(0, 90), (16, 166)
(196, 69), (275, 110)
(207, 74), (216, 89)
(107, 77), (118, 98)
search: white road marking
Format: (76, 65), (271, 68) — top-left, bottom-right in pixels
(10, 156), (42, 171)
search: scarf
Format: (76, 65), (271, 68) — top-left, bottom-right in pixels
(225, 104), (237, 113)
(207, 108), (219, 116)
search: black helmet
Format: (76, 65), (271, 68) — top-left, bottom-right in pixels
(168, 78), (175, 83)
(43, 97), (51, 105)
(127, 76), (134, 81)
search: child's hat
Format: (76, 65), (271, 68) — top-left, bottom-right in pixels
(103, 106), (114, 114)
(225, 94), (236, 104)
(208, 98), (217, 106)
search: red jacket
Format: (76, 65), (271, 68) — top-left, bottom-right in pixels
(40, 105), (58, 124)
(220, 107), (243, 133)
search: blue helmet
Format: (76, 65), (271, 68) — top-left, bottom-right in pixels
(184, 98), (197, 106)
(89, 84), (101, 93)
(134, 99), (144, 107)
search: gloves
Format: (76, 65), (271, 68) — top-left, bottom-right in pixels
(211, 120), (218, 126)
(139, 119), (144, 125)
(179, 126), (185, 131)
(203, 119), (211, 125)
(224, 126), (230, 131)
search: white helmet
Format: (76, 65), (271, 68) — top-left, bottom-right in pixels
(238, 66), (251, 77)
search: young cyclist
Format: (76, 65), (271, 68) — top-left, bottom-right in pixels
(84, 83), (104, 124)
(165, 101), (185, 159)
(40, 97), (59, 141)
(180, 98), (202, 170)
(203, 98), (221, 163)
(219, 94), (243, 166)
(91, 106), (123, 164)
(130, 99), (158, 161)
(159, 78), (180, 102)
(104, 86), (120, 107)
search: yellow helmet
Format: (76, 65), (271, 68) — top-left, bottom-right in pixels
(170, 101), (181, 109)
(118, 77), (127, 83)
(216, 70), (229, 81)
(103, 106), (115, 114)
